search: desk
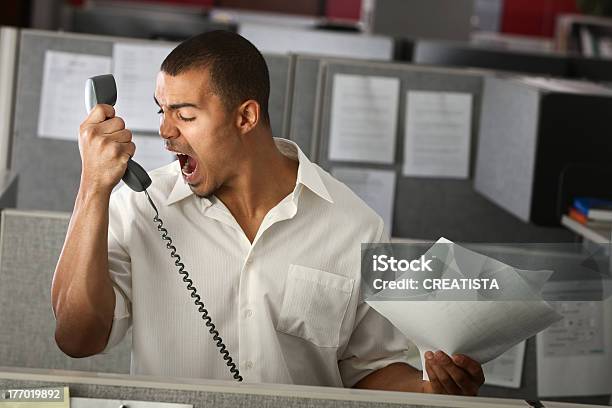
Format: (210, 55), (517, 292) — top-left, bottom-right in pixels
(0, 366), (540, 408)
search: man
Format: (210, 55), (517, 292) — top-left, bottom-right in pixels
(51, 31), (484, 395)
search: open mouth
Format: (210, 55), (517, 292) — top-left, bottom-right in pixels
(177, 153), (198, 177)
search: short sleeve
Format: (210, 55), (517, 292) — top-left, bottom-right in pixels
(338, 219), (419, 387)
(338, 302), (419, 387)
(100, 192), (133, 354)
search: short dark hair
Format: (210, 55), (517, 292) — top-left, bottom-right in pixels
(161, 30), (270, 125)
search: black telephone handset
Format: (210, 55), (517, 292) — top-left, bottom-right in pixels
(85, 75), (152, 192)
(84, 75), (242, 382)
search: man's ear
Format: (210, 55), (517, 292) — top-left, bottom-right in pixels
(236, 100), (260, 134)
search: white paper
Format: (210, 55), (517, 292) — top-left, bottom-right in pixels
(483, 340), (525, 388)
(403, 91), (472, 179)
(113, 42), (175, 132)
(37, 51), (112, 140)
(331, 167), (396, 232)
(71, 397), (191, 408)
(366, 238), (562, 381)
(132, 134), (175, 172)
(536, 280), (612, 397)
(328, 74), (399, 164)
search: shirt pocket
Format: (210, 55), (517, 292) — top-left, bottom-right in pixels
(276, 264), (355, 348)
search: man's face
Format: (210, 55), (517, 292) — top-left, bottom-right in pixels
(154, 68), (240, 197)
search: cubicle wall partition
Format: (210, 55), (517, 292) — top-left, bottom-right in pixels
(1, 366), (567, 408)
(0, 209), (131, 373)
(410, 40), (569, 77)
(475, 76), (612, 226)
(0, 27), (19, 173)
(287, 54), (323, 158)
(12, 29), (293, 212)
(312, 59), (574, 242)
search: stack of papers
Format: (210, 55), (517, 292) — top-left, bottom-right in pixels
(366, 238), (563, 379)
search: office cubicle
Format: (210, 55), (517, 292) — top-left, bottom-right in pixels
(475, 76), (612, 226)
(11, 29), (293, 212)
(0, 208), (609, 405)
(311, 58), (574, 242)
(1, 26), (610, 407)
(0, 209), (131, 373)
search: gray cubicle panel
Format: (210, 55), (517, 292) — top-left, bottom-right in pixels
(0, 26), (19, 172)
(266, 52), (293, 139)
(411, 40), (568, 77)
(468, 242), (610, 405)
(0, 209), (131, 373)
(316, 60), (575, 242)
(288, 54), (355, 159)
(288, 54), (397, 160)
(0, 367), (556, 408)
(287, 54), (321, 158)
(12, 29), (291, 212)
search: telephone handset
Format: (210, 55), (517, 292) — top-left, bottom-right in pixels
(85, 75), (152, 192)
(84, 75), (242, 381)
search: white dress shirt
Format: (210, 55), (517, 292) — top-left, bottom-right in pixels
(102, 138), (418, 386)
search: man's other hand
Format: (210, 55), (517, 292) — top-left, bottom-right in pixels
(422, 351), (485, 396)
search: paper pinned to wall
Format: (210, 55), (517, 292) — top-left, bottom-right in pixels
(331, 167), (396, 233)
(483, 340), (526, 388)
(37, 51), (112, 140)
(536, 280), (612, 397)
(328, 74), (399, 164)
(402, 91), (472, 179)
(113, 42), (175, 132)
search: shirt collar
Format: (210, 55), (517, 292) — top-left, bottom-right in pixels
(165, 138), (333, 206)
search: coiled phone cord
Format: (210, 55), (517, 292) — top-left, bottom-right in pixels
(144, 190), (243, 382)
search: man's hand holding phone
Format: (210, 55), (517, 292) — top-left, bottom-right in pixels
(78, 104), (135, 195)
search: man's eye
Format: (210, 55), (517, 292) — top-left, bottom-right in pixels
(157, 109), (163, 115)
(178, 114), (195, 122)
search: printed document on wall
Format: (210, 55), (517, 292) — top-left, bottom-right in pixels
(483, 340), (525, 388)
(328, 74), (399, 164)
(536, 280), (612, 397)
(113, 42), (175, 132)
(37, 51), (111, 140)
(403, 91), (472, 179)
(331, 167), (396, 232)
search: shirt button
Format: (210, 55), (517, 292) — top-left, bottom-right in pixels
(245, 309), (254, 318)
(245, 258), (253, 266)
(244, 360), (254, 369)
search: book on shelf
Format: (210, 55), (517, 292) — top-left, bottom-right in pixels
(573, 197), (612, 222)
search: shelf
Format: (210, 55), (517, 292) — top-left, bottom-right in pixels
(561, 215), (611, 243)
